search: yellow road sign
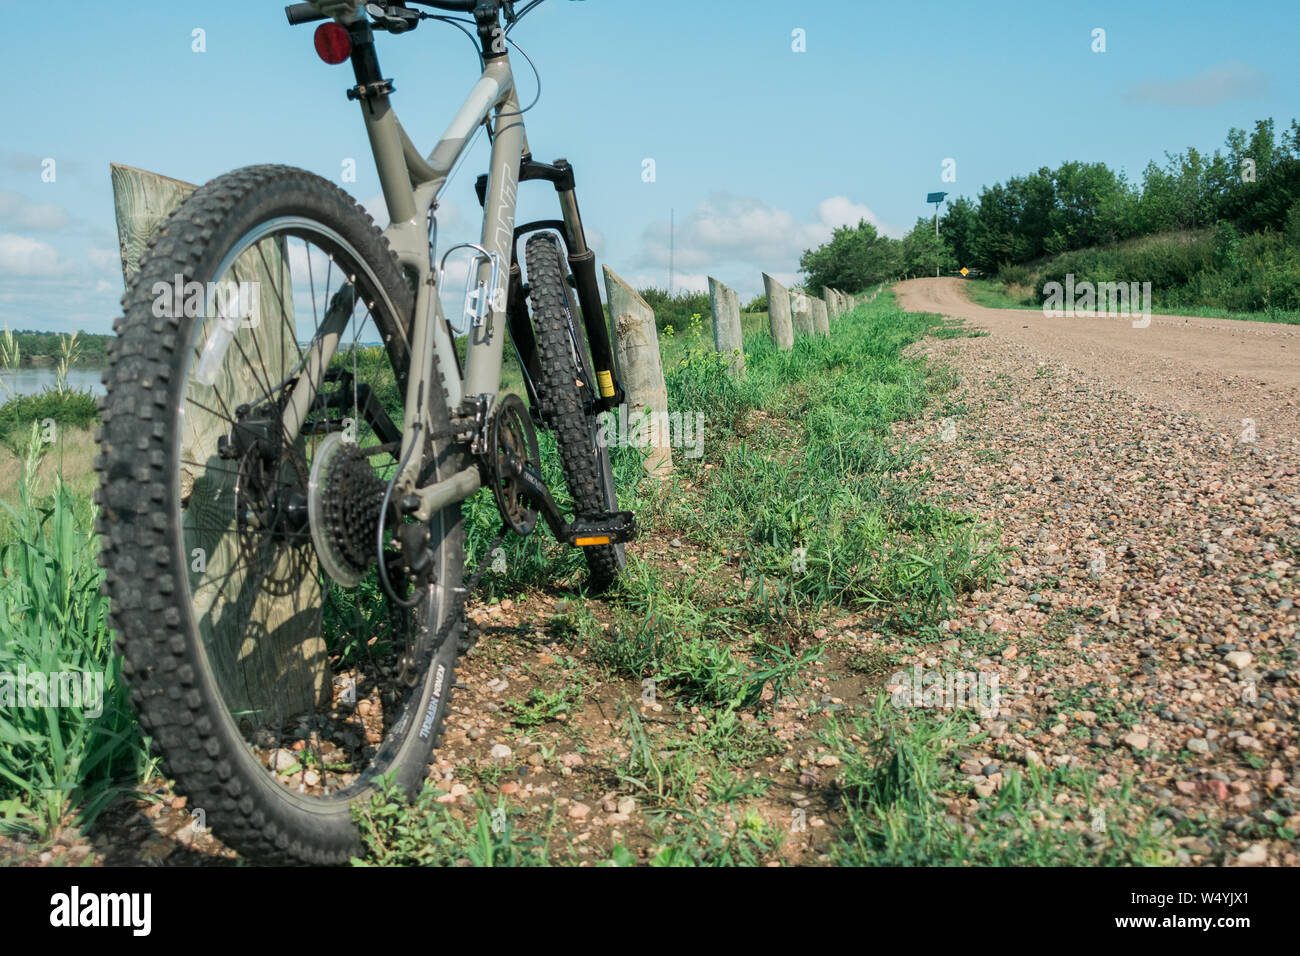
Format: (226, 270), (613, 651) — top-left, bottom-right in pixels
(960, 267), (969, 276)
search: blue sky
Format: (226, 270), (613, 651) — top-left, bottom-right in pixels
(1, 0), (1296, 334)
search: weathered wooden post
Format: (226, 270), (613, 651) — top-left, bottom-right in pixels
(811, 297), (830, 335)
(111, 162), (325, 725)
(762, 273), (794, 351)
(790, 290), (815, 337)
(603, 265), (672, 476)
(708, 276), (745, 377)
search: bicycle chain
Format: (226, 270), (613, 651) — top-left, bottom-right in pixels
(397, 522), (508, 686)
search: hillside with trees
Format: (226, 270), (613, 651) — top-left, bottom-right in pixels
(801, 118), (1300, 314)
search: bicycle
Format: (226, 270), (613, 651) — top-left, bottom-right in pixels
(96, 0), (633, 865)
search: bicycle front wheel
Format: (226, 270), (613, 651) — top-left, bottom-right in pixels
(524, 232), (625, 591)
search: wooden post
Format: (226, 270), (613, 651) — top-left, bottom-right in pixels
(762, 273), (794, 351)
(811, 297), (830, 335)
(790, 290), (815, 337)
(821, 286), (842, 316)
(603, 265), (672, 476)
(707, 276), (744, 377)
(111, 163), (325, 727)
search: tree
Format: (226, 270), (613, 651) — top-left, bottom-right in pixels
(799, 219), (899, 290)
(1049, 161), (1129, 251)
(900, 216), (954, 277)
(971, 182), (1019, 271)
(939, 197), (978, 268)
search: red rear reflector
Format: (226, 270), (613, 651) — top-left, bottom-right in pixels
(314, 22), (352, 65)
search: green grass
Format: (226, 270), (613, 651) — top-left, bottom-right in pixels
(3, 293), (1018, 864)
(968, 277), (1300, 324)
(824, 696), (1177, 866)
(979, 227), (1300, 324)
(963, 279), (1039, 311)
(0, 432), (151, 839)
(352, 775), (562, 866)
(649, 294), (1000, 629)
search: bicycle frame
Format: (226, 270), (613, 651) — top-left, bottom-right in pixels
(280, 7), (624, 533)
(376, 54), (526, 521)
(279, 13), (523, 525)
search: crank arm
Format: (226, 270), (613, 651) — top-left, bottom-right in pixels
(502, 450), (637, 547)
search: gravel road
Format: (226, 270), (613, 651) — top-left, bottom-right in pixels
(895, 278), (1300, 443)
(893, 282), (1299, 865)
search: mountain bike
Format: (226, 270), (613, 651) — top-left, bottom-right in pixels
(96, 0), (633, 865)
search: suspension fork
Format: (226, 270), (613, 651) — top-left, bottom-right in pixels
(478, 156), (626, 414)
(550, 161), (624, 412)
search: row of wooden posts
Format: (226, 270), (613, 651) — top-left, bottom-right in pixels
(602, 266), (884, 478)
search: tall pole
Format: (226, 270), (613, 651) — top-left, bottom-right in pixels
(934, 201), (941, 277)
(668, 207), (674, 295)
(927, 191), (947, 279)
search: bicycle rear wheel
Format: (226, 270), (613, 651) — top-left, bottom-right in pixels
(97, 165), (466, 864)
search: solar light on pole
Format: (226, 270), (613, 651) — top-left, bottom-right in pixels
(927, 192), (948, 277)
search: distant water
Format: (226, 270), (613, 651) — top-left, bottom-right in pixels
(0, 367), (106, 398)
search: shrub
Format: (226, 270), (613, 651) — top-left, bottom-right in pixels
(0, 390), (100, 453)
(637, 287), (713, 333)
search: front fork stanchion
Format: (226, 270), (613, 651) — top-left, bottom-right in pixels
(545, 160), (623, 410)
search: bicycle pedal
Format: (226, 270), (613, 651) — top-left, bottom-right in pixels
(565, 511), (636, 547)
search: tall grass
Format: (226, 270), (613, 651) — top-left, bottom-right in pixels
(0, 329), (101, 453)
(0, 428), (149, 838)
(655, 294), (1000, 629)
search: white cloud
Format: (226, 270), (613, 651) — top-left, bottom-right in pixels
(0, 234), (62, 277)
(87, 247), (120, 274)
(0, 191), (71, 231)
(636, 193), (898, 270)
(1129, 62), (1271, 107)
(815, 196), (898, 237)
(630, 193), (898, 298)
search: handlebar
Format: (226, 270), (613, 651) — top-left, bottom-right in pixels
(285, 4), (327, 24)
(285, 1), (478, 26)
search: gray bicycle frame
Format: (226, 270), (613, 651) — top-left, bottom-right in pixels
(289, 21), (525, 523)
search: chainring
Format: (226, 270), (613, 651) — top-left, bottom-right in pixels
(488, 394), (541, 537)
